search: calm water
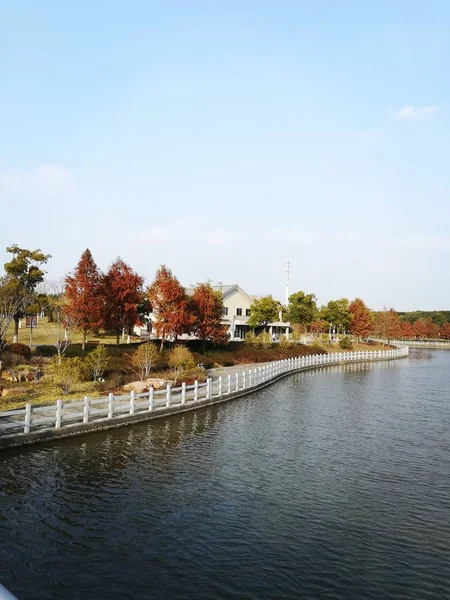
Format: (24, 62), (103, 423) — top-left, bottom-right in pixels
(1, 350), (450, 600)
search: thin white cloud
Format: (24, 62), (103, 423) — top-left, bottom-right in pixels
(396, 105), (438, 119)
(135, 220), (238, 245)
(384, 235), (450, 249)
(0, 164), (75, 198)
(267, 229), (319, 244)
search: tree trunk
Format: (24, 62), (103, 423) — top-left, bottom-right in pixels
(13, 315), (19, 344)
(116, 330), (120, 344)
(160, 333), (165, 352)
(82, 330), (87, 351)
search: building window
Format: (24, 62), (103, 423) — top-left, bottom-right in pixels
(222, 307), (228, 316)
(245, 309), (251, 316)
(236, 308), (243, 316)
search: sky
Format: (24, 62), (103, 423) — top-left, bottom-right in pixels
(1, 0), (449, 311)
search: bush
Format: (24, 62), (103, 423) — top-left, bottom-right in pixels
(278, 336), (292, 349)
(45, 356), (82, 395)
(84, 344), (110, 382)
(258, 331), (272, 349)
(244, 331), (260, 347)
(7, 343), (31, 359)
(35, 345), (58, 357)
(339, 336), (352, 350)
(168, 346), (195, 384)
(130, 343), (159, 381)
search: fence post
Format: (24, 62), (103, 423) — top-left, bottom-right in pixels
(149, 386), (154, 411)
(218, 376), (222, 397)
(130, 390), (135, 415)
(259, 366), (262, 383)
(194, 380), (198, 401)
(242, 371), (246, 390)
(206, 378), (212, 399)
(227, 374), (231, 394)
(235, 372), (239, 391)
(182, 382), (186, 404)
(55, 399), (63, 428)
(24, 403), (32, 434)
(166, 384), (171, 407)
(83, 396), (90, 424)
(108, 393), (114, 419)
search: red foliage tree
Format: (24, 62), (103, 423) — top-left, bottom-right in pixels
(440, 323), (450, 339)
(147, 265), (193, 351)
(65, 249), (104, 350)
(413, 318), (439, 339)
(191, 283), (228, 350)
(349, 298), (373, 341)
(102, 258), (144, 344)
(400, 320), (414, 339)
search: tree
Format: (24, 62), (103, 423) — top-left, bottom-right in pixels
(374, 308), (402, 342)
(84, 344), (110, 381)
(349, 298), (373, 342)
(191, 283), (228, 350)
(287, 291), (318, 330)
(131, 342), (159, 381)
(3, 245), (51, 343)
(400, 320), (414, 339)
(65, 249), (104, 350)
(441, 323), (450, 339)
(147, 265), (192, 351)
(247, 295), (280, 329)
(320, 298), (351, 333)
(102, 259), (144, 344)
(168, 346), (195, 384)
(413, 318), (439, 339)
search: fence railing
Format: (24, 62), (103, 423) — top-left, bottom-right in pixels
(372, 338), (450, 348)
(0, 347), (409, 438)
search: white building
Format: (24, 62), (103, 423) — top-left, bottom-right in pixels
(134, 284), (290, 342)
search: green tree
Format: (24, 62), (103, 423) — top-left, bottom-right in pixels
(247, 295), (280, 329)
(45, 356), (82, 395)
(320, 298), (351, 332)
(3, 245), (51, 343)
(287, 291), (318, 330)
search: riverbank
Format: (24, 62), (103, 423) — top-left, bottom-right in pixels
(0, 347), (408, 451)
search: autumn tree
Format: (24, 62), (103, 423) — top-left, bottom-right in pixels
(65, 249), (104, 350)
(190, 283), (228, 350)
(413, 318), (439, 339)
(131, 342), (159, 381)
(247, 295), (280, 330)
(3, 245), (51, 343)
(374, 308), (402, 342)
(441, 323), (450, 339)
(147, 265), (192, 351)
(400, 320), (414, 339)
(102, 258), (144, 344)
(287, 291), (318, 331)
(349, 298), (373, 342)
(168, 346), (195, 384)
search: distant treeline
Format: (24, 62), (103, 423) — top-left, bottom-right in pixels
(398, 311), (450, 326)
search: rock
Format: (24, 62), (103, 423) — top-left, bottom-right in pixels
(123, 378), (170, 393)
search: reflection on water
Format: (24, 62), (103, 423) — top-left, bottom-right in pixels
(1, 350), (450, 600)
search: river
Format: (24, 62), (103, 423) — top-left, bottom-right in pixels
(1, 349), (450, 599)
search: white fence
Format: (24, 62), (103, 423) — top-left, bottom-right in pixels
(372, 338), (450, 348)
(0, 347), (409, 438)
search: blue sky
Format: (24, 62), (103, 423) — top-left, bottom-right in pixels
(1, 0), (449, 310)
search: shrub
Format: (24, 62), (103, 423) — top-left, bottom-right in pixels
(84, 344), (110, 381)
(278, 336), (292, 349)
(244, 331), (260, 347)
(130, 343), (159, 381)
(258, 331), (272, 349)
(35, 345), (58, 357)
(339, 336), (352, 350)
(7, 343), (31, 359)
(45, 356), (82, 395)
(168, 346), (195, 384)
